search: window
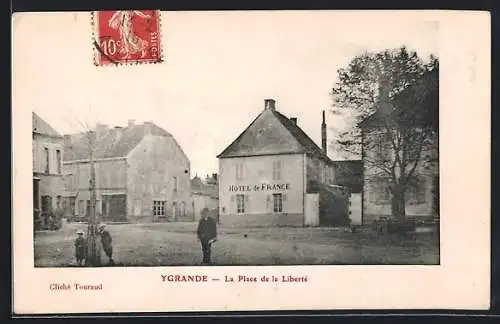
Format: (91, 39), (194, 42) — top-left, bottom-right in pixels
(44, 148), (50, 174)
(68, 197), (76, 216)
(172, 202), (178, 217)
(370, 183), (391, 205)
(181, 201), (186, 217)
(56, 150), (62, 174)
(272, 160), (281, 180)
(78, 200), (85, 215)
(153, 200), (166, 217)
(41, 195), (52, 213)
(235, 163), (244, 180)
(406, 179), (426, 205)
(273, 193), (283, 213)
(405, 142), (420, 161)
(173, 176), (178, 192)
(375, 132), (392, 160)
(329, 167), (335, 184)
(236, 194), (245, 213)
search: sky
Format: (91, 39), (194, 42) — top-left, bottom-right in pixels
(13, 11), (438, 178)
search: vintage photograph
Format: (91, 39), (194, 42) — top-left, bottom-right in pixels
(28, 11), (439, 268)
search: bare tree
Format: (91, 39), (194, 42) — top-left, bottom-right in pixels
(331, 46), (439, 221)
(63, 114), (101, 266)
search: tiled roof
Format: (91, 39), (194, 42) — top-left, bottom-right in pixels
(217, 107), (333, 164)
(32, 112), (62, 137)
(273, 110), (332, 162)
(359, 69), (438, 129)
(63, 123), (172, 160)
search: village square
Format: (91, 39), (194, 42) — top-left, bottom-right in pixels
(28, 12), (439, 267)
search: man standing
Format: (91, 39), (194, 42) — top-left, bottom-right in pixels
(197, 209), (217, 265)
(98, 224), (115, 265)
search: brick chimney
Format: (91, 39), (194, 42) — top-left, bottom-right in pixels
(96, 123), (109, 140)
(111, 126), (123, 141)
(321, 110), (327, 155)
(378, 80), (392, 116)
(143, 122), (153, 136)
(63, 134), (71, 148)
(264, 99), (276, 111)
(290, 117), (297, 125)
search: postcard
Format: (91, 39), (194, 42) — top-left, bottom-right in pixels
(12, 10), (490, 314)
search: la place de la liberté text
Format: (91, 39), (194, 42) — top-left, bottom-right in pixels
(161, 274), (309, 283)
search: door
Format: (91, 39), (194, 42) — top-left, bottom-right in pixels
(108, 195), (127, 221)
(101, 199), (108, 219)
(41, 195), (52, 214)
(172, 202), (178, 220)
(432, 176), (440, 217)
(33, 179), (40, 211)
(134, 199), (142, 216)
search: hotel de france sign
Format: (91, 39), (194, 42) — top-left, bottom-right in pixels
(228, 183), (291, 192)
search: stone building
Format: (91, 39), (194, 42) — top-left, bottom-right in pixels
(360, 70), (439, 224)
(62, 120), (192, 222)
(217, 99), (349, 227)
(191, 174), (219, 221)
(32, 112), (65, 228)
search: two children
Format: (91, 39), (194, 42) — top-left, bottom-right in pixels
(74, 224), (115, 266)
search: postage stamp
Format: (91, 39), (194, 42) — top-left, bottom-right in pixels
(92, 10), (163, 66)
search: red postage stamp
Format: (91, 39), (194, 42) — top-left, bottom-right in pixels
(92, 10), (163, 66)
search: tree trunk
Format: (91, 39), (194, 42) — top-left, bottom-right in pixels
(391, 184), (406, 221)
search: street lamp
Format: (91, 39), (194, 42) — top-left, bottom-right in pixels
(85, 130), (101, 267)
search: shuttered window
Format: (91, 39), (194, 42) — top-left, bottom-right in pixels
(236, 194), (245, 213)
(273, 193), (283, 213)
(272, 160), (281, 180)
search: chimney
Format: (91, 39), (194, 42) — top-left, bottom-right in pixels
(96, 123), (109, 140)
(378, 80), (392, 116)
(264, 99), (276, 111)
(143, 121), (153, 136)
(290, 117), (297, 125)
(63, 134), (71, 148)
(321, 110), (327, 155)
(111, 126), (123, 141)
(128, 119), (135, 127)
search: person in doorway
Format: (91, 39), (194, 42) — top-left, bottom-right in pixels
(197, 209), (217, 265)
(98, 224), (115, 265)
(74, 230), (87, 266)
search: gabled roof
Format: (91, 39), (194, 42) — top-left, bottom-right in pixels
(32, 112), (62, 137)
(359, 69), (438, 130)
(217, 106), (333, 164)
(64, 123), (172, 161)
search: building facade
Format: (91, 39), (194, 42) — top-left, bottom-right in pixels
(217, 99), (348, 227)
(62, 120), (192, 223)
(360, 70), (439, 224)
(32, 112), (65, 228)
(333, 160), (363, 226)
(191, 174), (219, 221)
(361, 130), (439, 224)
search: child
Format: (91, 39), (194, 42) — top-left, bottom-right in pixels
(98, 224), (115, 265)
(74, 230), (87, 266)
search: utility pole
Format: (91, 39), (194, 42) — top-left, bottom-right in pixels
(86, 130), (100, 266)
